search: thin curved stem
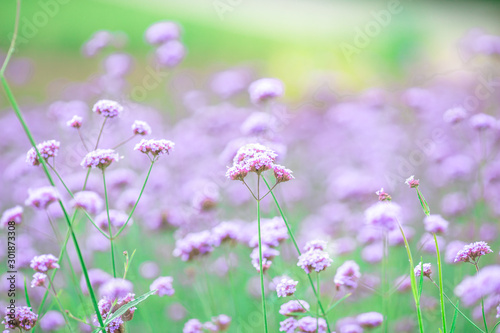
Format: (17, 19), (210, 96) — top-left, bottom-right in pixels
(0, 0), (20, 76)
(434, 233), (447, 333)
(47, 283), (74, 333)
(112, 134), (136, 149)
(242, 180), (258, 201)
(475, 263), (489, 333)
(94, 117), (108, 150)
(256, 175), (269, 333)
(77, 128), (90, 152)
(103, 170), (117, 278)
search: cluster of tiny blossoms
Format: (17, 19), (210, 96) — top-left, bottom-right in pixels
(276, 278), (298, 297)
(2, 306), (38, 331)
(183, 314), (231, 333)
(297, 240), (333, 274)
(81, 149), (120, 169)
(25, 186), (60, 210)
(132, 120), (152, 135)
(95, 293), (136, 333)
(30, 254), (60, 272)
(414, 262), (432, 278)
(226, 143), (293, 183)
(26, 140), (60, 166)
(454, 241), (493, 264)
(0, 205), (23, 228)
(134, 139), (175, 158)
(92, 99), (123, 118)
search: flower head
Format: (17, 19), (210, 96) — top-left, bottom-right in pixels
(279, 300), (310, 316)
(443, 107), (467, 124)
(173, 230), (218, 261)
(95, 210), (130, 229)
(26, 140), (60, 166)
(145, 21), (180, 45)
(470, 113), (497, 131)
(156, 40), (185, 67)
(71, 191), (103, 214)
(134, 139), (175, 157)
(183, 319), (203, 333)
(81, 149), (120, 169)
(30, 254), (60, 273)
(334, 260), (361, 290)
(92, 100), (123, 118)
(303, 240), (327, 252)
(280, 318), (298, 333)
(405, 175), (419, 188)
(273, 164), (295, 183)
(251, 245), (280, 272)
(150, 276), (175, 297)
(2, 306), (38, 331)
(98, 278), (133, 300)
(1, 205), (23, 228)
(31, 272), (47, 288)
(364, 201), (402, 231)
(414, 262), (432, 278)
(357, 312), (383, 328)
(454, 241), (493, 264)
(67, 115), (83, 128)
(424, 214), (449, 234)
(25, 186), (60, 210)
(248, 78), (284, 104)
(297, 248), (333, 274)
(132, 120), (152, 135)
(376, 188), (392, 201)
(297, 316), (327, 333)
(276, 278), (298, 297)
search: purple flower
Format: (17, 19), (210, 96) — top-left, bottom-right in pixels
(497, 304), (500, 318)
(173, 230), (218, 261)
(31, 272), (47, 288)
(296, 316), (327, 333)
(470, 113), (497, 131)
(156, 40), (185, 67)
(339, 323), (363, 333)
(276, 278), (298, 297)
(443, 107), (467, 124)
(132, 120), (152, 135)
(251, 245), (280, 272)
(95, 293), (136, 332)
(150, 276), (175, 297)
(445, 241), (467, 264)
(26, 140), (60, 166)
(134, 139), (175, 157)
(1, 205), (23, 228)
(364, 201), (402, 231)
(334, 260), (361, 290)
(248, 217), (289, 248)
(39, 311), (65, 332)
(95, 210), (130, 229)
(357, 312), (383, 328)
(297, 248), (333, 274)
(225, 164), (250, 181)
(212, 221), (240, 244)
(92, 100), (123, 118)
(424, 214), (449, 234)
(25, 186), (60, 210)
(1, 306), (38, 331)
(71, 191), (103, 214)
(98, 278), (133, 300)
(279, 300), (310, 316)
(145, 21), (181, 45)
(81, 149), (120, 169)
(303, 240), (328, 252)
(280, 317), (298, 333)
(405, 175), (419, 188)
(228, 143), (279, 178)
(211, 314), (231, 331)
(183, 319), (203, 333)
(273, 164), (295, 183)
(67, 115), (83, 128)
(454, 241), (493, 264)
(248, 78), (284, 104)
(376, 188), (392, 201)
(414, 262), (432, 278)
(30, 254), (60, 273)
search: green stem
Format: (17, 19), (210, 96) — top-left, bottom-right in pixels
(0, 0), (20, 76)
(475, 264), (489, 333)
(263, 176), (332, 333)
(316, 273), (320, 330)
(434, 233), (447, 333)
(114, 161), (155, 238)
(48, 283), (74, 333)
(0, 77), (106, 332)
(256, 175), (269, 333)
(102, 170), (117, 278)
(437, 287), (485, 333)
(94, 117), (107, 150)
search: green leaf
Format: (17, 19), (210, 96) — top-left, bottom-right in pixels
(450, 301), (459, 333)
(104, 289), (157, 326)
(24, 277), (31, 308)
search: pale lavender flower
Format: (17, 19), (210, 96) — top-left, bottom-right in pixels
(135, 139), (175, 157)
(470, 113), (497, 131)
(25, 186), (60, 210)
(361, 242), (384, 264)
(496, 304), (500, 318)
(82, 30), (112, 57)
(414, 262), (432, 278)
(357, 312), (383, 328)
(71, 191), (103, 214)
(248, 217), (288, 248)
(280, 317), (298, 333)
(30, 272), (47, 288)
(339, 323), (363, 333)
(156, 40), (185, 67)
(445, 241), (467, 264)
(1, 306), (38, 331)
(454, 241), (493, 264)
(173, 230), (218, 261)
(405, 175), (419, 188)
(251, 245), (279, 272)
(424, 214), (449, 234)
(297, 316), (327, 333)
(30, 254), (60, 273)
(26, 140), (60, 166)
(241, 112), (276, 136)
(376, 188), (392, 201)
(1, 205), (23, 228)
(95, 210), (129, 229)
(248, 78), (284, 104)
(67, 115), (83, 128)
(304, 240), (328, 252)
(276, 278), (298, 297)
(132, 120), (152, 135)
(212, 314), (231, 331)
(440, 192), (468, 216)
(98, 278), (133, 299)
(364, 201), (402, 231)
(81, 149), (120, 169)
(273, 164), (295, 183)
(92, 100), (123, 118)
(212, 221), (240, 245)
(279, 300), (310, 316)
(297, 248), (333, 274)
(103, 53), (133, 77)
(225, 164), (250, 181)
(39, 311), (65, 331)
(145, 21), (180, 45)
(183, 319), (203, 333)
(443, 107), (467, 124)
(150, 276), (175, 297)
(228, 143), (279, 177)
(334, 260), (361, 290)
(210, 69), (249, 98)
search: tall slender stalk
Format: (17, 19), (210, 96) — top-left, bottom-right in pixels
(475, 263), (489, 333)
(262, 177), (332, 332)
(256, 174), (269, 333)
(0, 3), (105, 329)
(102, 170), (117, 278)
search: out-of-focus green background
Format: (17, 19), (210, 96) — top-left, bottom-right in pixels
(1, 0), (500, 103)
